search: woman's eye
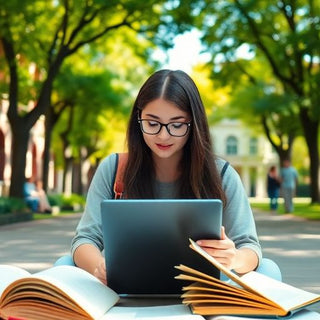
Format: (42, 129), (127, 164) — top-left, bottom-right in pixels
(148, 121), (159, 127)
(171, 122), (183, 129)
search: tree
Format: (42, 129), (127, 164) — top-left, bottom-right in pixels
(192, 0), (320, 202)
(48, 68), (121, 192)
(0, 0), (179, 198)
(51, 58), (136, 193)
(226, 58), (301, 164)
(45, 24), (156, 193)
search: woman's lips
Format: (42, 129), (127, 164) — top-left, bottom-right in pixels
(156, 143), (173, 150)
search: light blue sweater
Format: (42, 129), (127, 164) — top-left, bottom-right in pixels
(71, 153), (262, 264)
(280, 166), (298, 189)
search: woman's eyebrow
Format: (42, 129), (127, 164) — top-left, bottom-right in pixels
(143, 113), (186, 121)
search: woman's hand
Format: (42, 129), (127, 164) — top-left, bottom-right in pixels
(196, 226), (237, 270)
(197, 226), (259, 274)
(93, 258), (107, 285)
(73, 244), (108, 285)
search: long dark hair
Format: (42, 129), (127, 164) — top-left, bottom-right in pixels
(123, 69), (226, 203)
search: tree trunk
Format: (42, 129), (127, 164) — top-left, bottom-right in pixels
(72, 159), (82, 195)
(308, 143), (320, 203)
(63, 156), (73, 195)
(8, 60), (61, 198)
(261, 115), (294, 167)
(9, 122), (30, 197)
(42, 107), (55, 192)
(299, 107), (320, 203)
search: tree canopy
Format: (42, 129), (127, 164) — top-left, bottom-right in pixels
(1, 0), (319, 202)
(188, 0), (320, 202)
(0, 0), (187, 197)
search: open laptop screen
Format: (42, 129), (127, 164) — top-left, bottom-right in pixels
(101, 199), (222, 296)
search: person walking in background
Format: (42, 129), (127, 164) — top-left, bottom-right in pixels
(280, 159), (298, 213)
(267, 166), (281, 211)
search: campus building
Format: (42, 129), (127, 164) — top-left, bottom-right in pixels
(211, 119), (278, 197)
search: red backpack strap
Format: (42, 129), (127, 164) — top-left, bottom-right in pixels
(113, 153), (128, 199)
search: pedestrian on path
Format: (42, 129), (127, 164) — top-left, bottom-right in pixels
(267, 165), (281, 211)
(280, 159), (298, 213)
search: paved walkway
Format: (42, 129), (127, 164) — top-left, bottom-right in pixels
(0, 210), (319, 313)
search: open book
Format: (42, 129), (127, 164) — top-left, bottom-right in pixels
(0, 265), (119, 320)
(175, 239), (320, 318)
(1, 264), (318, 320)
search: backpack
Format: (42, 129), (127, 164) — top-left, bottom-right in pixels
(113, 153), (128, 199)
(112, 153), (229, 199)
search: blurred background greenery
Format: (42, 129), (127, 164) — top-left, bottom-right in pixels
(0, 0), (319, 219)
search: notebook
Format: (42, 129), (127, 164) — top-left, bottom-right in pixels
(100, 199), (222, 296)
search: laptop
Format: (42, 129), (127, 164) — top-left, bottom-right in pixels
(100, 199), (222, 296)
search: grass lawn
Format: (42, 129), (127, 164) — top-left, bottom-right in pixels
(33, 198), (320, 221)
(33, 210), (80, 220)
(250, 197), (320, 220)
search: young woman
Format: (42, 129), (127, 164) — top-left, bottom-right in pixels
(66, 69), (281, 284)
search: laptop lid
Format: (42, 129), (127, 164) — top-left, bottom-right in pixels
(100, 199), (222, 296)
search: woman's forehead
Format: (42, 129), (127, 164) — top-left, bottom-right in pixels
(141, 98), (190, 121)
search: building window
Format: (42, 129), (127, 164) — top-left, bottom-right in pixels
(249, 137), (258, 155)
(226, 136), (238, 155)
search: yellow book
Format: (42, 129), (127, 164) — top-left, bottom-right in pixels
(175, 239), (320, 318)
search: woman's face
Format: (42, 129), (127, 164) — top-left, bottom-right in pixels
(140, 98), (191, 160)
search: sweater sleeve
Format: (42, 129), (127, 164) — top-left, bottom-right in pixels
(216, 159), (262, 265)
(71, 153), (117, 257)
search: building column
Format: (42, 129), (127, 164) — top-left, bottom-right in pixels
(241, 165), (251, 196)
(255, 165), (266, 198)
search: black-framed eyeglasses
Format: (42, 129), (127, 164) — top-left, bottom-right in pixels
(138, 119), (191, 137)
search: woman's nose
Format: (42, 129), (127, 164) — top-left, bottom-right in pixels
(157, 125), (171, 139)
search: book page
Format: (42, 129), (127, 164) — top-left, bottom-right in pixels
(33, 265), (119, 319)
(0, 265), (30, 297)
(175, 264), (281, 313)
(101, 304), (205, 319)
(241, 271), (320, 311)
(3, 265), (119, 319)
(188, 239), (320, 312)
(188, 240), (259, 293)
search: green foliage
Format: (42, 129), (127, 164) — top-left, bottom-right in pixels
(291, 136), (309, 179)
(185, 1), (319, 192)
(51, 58), (135, 167)
(229, 77), (301, 134)
(0, 197), (29, 214)
(2, 0), (190, 198)
(48, 193), (85, 210)
(47, 194), (63, 207)
(61, 194), (85, 208)
(49, 20), (158, 168)
(191, 0), (320, 121)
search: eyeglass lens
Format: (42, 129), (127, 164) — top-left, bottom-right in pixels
(139, 120), (190, 137)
